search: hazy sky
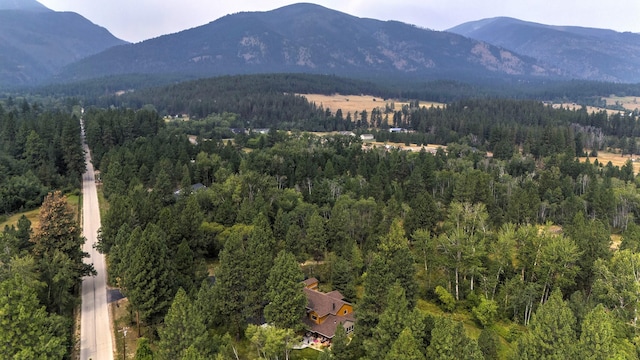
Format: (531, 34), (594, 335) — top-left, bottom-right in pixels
(38, 0), (640, 43)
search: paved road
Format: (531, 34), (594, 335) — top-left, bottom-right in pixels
(80, 118), (114, 360)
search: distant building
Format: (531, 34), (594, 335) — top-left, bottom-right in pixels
(389, 127), (407, 133)
(302, 278), (355, 341)
(173, 183), (206, 196)
(360, 134), (374, 141)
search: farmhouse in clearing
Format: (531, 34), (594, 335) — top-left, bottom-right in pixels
(302, 278), (355, 341)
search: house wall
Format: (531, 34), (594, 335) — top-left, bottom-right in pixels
(336, 304), (353, 317)
(308, 304), (354, 325)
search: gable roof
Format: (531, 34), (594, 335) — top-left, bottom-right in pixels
(303, 277), (319, 288)
(304, 288), (350, 318)
(325, 290), (345, 300)
(303, 314), (354, 339)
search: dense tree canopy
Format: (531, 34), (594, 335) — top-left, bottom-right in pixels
(7, 77), (640, 359)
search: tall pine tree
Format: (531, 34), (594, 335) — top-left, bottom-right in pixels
(264, 250), (306, 331)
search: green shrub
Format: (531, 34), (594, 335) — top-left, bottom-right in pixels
(472, 296), (498, 327)
(434, 285), (455, 312)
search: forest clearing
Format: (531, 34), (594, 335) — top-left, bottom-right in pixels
(579, 151), (640, 174)
(301, 93), (444, 119)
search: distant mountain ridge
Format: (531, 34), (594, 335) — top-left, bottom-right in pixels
(0, 1), (127, 87)
(0, 0), (50, 11)
(6, 2), (640, 88)
(57, 3), (559, 83)
(449, 17), (640, 83)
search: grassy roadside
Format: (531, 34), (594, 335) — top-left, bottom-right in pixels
(0, 208), (40, 230)
(0, 191), (81, 230)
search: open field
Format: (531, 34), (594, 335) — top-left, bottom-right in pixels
(0, 208), (40, 230)
(552, 95), (639, 115)
(551, 103), (622, 116)
(602, 96), (640, 111)
(578, 150), (640, 174)
(301, 94), (444, 118)
(0, 193), (80, 230)
(366, 141), (445, 153)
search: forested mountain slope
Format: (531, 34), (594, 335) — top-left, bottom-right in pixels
(58, 3), (558, 83)
(449, 17), (640, 83)
(0, 0), (127, 87)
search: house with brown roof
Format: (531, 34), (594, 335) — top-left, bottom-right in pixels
(302, 278), (355, 341)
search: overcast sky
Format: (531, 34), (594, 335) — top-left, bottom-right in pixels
(38, 0), (640, 43)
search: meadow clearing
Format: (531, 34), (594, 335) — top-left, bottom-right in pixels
(578, 150), (640, 174)
(301, 93), (444, 119)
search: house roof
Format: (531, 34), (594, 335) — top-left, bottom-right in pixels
(304, 288), (350, 318)
(191, 183), (206, 191)
(303, 278), (319, 287)
(325, 290), (345, 300)
(304, 313), (355, 339)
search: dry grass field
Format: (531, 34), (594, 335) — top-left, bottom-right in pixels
(0, 194), (80, 230)
(365, 141), (446, 153)
(602, 96), (640, 111)
(0, 208), (40, 230)
(578, 151), (640, 174)
(551, 95), (639, 115)
(301, 94), (444, 119)
(551, 103), (621, 116)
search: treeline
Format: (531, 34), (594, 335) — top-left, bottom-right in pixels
(378, 99), (640, 158)
(86, 97), (640, 358)
(0, 99), (85, 214)
(0, 99), (88, 358)
(71, 75), (638, 156)
(21, 73), (640, 111)
(0, 191), (95, 358)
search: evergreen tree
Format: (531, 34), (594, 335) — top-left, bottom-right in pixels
(0, 256), (67, 359)
(14, 214), (33, 252)
(31, 191), (93, 280)
(306, 212), (327, 260)
(158, 288), (209, 360)
(404, 192), (439, 237)
(39, 250), (78, 315)
(173, 240), (201, 294)
(330, 254), (357, 301)
(577, 304), (616, 360)
(134, 337), (154, 360)
(212, 232), (247, 338)
(365, 282), (411, 360)
(378, 218), (417, 307)
(330, 323), (349, 360)
(244, 214), (276, 323)
(356, 252), (389, 339)
(565, 212), (611, 291)
(478, 329), (499, 360)
(426, 316), (483, 360)
(122, 224), (176, 328)
(264, 251), (306, 331)
(385, 327), (425, 360)
(514, 289), (577, 359)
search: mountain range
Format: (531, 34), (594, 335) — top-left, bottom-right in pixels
(2, 1), (640, 88)
(55, 3), (558, 83)
(449, 17), (640, 83)
(0, 0), (127, 86)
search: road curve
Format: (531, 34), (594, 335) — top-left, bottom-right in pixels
(80, 117), (115, 360)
